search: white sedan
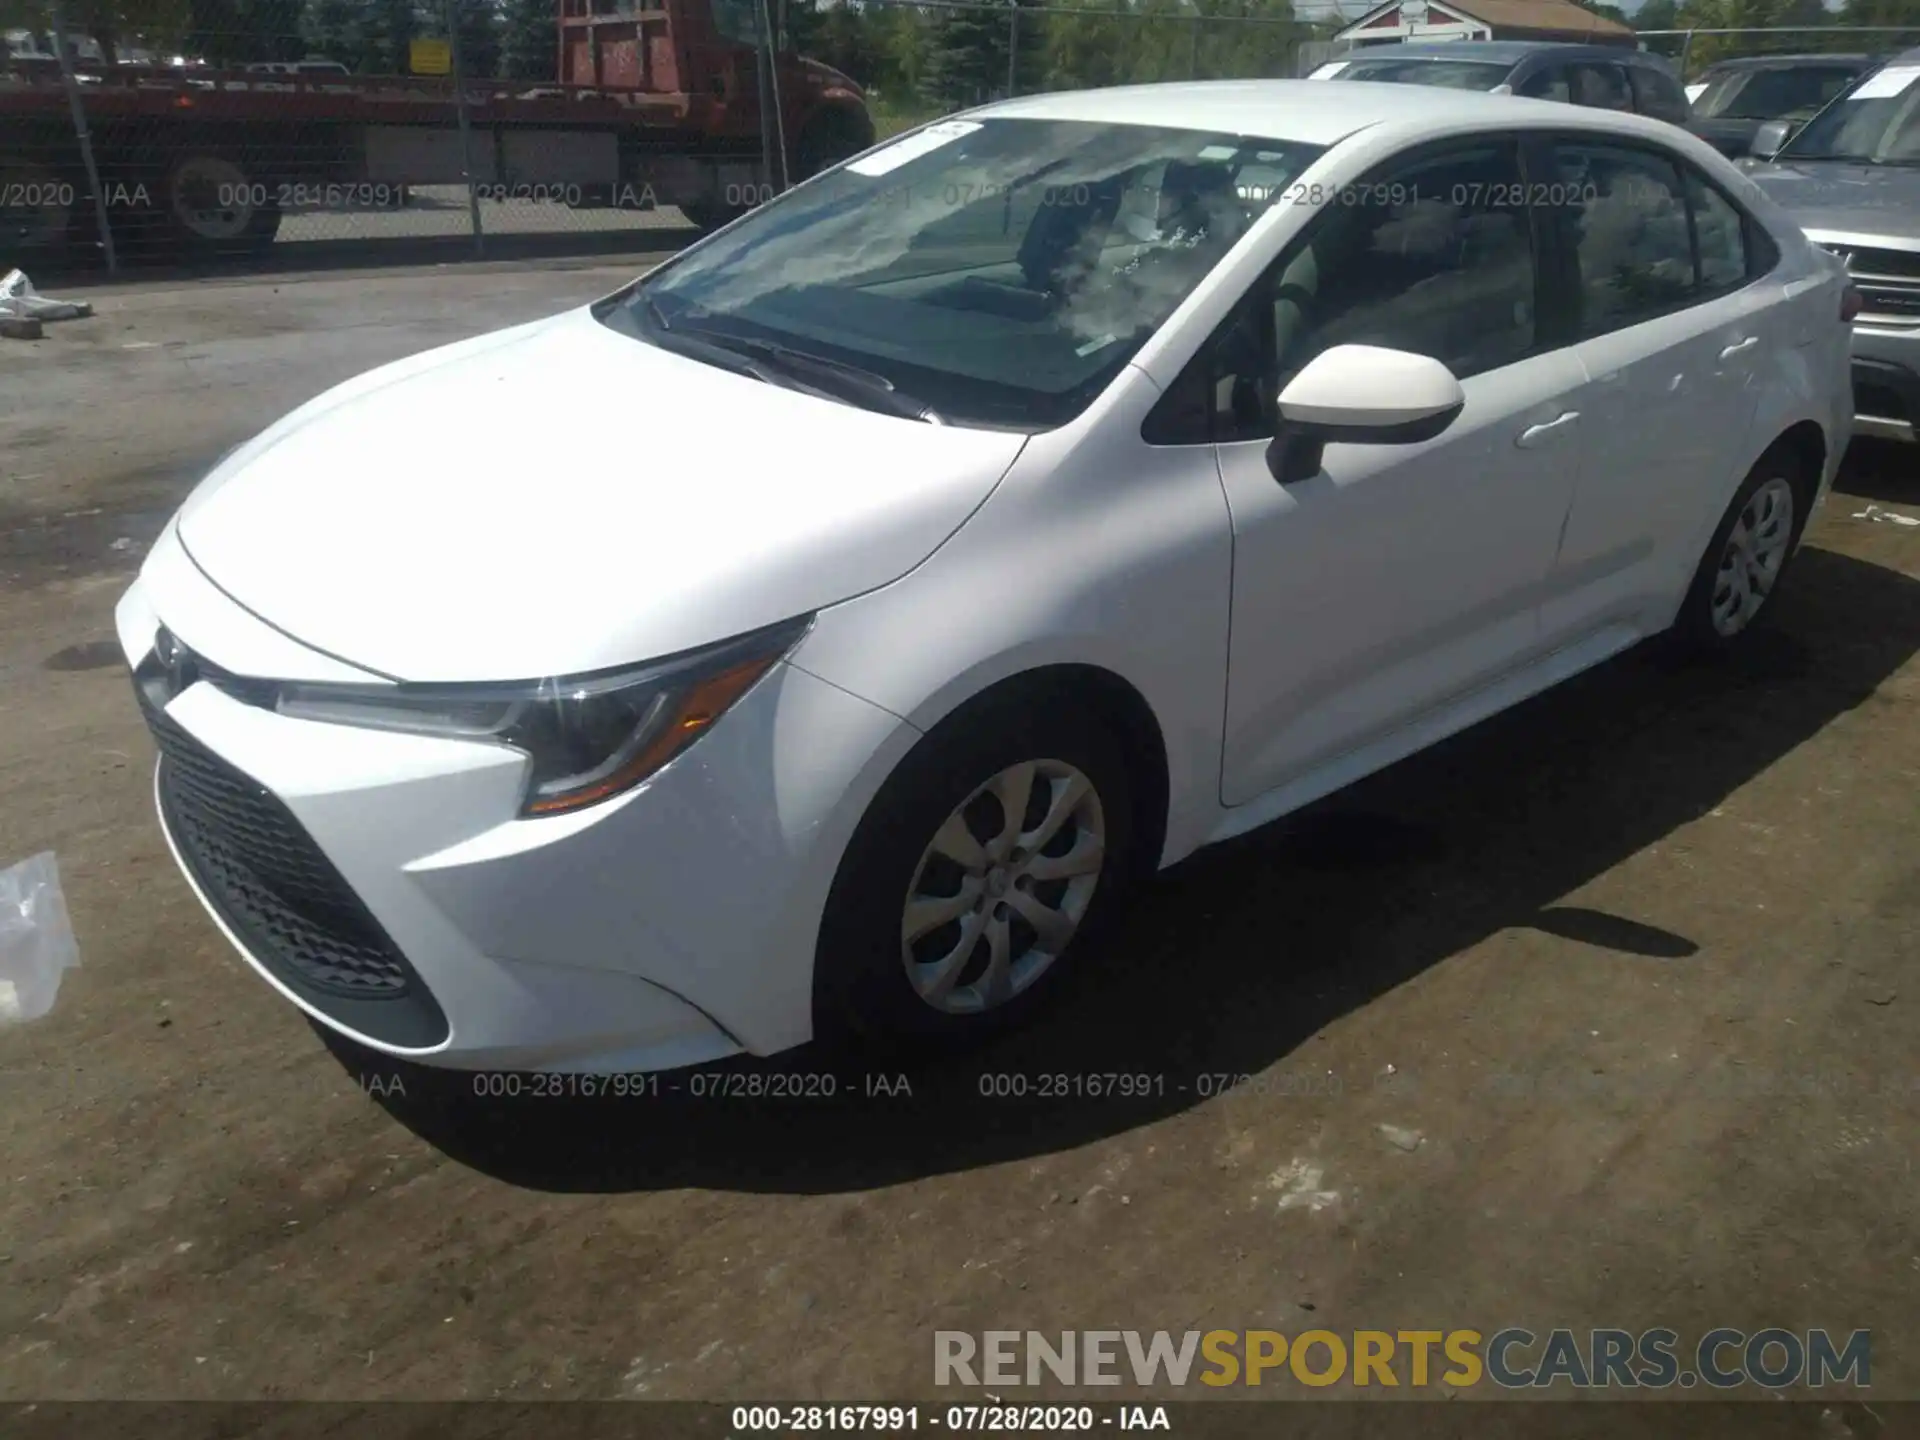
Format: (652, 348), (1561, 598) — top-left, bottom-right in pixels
(119, 81), (1854, 1074)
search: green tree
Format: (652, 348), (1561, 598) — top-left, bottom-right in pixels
(924, 0), (1041, 105)
(450, 0), (497, 75)
(355, 0), (418, 72)
(813, 0), (881, 82)
(783, 0), (822, 56)
(496, 0), (555, 78)
(1838, 0), (1920, 33)
(869, 2), (934, 103)
(184, 0), (303, 62)
(301, 0), (360, 64)
(1674, 0), (1849, 62)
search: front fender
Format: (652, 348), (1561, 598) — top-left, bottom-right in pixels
(787, 368), (1236, 869)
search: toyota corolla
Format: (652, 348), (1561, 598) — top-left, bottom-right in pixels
(120, 81), (1854, 1074)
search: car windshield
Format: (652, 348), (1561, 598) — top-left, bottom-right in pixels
(1778, 67), (1920, 164)
(606, 118), (1323, 431)
(1692, 64), (1862, 121)
(1337, 57), (1515, 90)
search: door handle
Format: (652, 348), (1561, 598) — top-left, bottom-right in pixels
(1720, 336), (1760, 360)
(1516, 411), (1580, 449)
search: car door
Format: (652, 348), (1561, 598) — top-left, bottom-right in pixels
(1166, 137), (1587, 808)
(1536, 135), (1774, 649)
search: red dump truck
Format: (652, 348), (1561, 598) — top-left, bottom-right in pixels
(0, 0), (873, 259)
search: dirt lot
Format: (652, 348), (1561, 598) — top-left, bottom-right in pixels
(0, 262), (1916, 1419)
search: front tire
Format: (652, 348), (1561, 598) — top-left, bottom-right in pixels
(1670, 446), (1812, 655)
(813, 688), (1136, 1055)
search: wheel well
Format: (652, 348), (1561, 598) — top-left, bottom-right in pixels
(1770, 419), (1828, 502)
(930, 664), (1172, 880)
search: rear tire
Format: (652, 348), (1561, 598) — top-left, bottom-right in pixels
(813, 687), (1137, 1058)
(1668, 445), (1813, 656)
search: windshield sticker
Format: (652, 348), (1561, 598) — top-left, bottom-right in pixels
(1851, 64), (1920, 100)
(1684, 81), (1708, 103)
(1075, 333), (1119, 357)
(847, 120), (984, 177)
(1308, 61), (1350, 79)
(1197, 144), (1238, 160)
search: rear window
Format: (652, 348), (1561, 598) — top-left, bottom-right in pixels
(1338, 58), (1517, 91)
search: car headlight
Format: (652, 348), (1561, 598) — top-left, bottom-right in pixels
(270, 616), (812, 817)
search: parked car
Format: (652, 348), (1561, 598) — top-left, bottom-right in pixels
(1746, 47), (1920, 444)
(1686, 53), (1878, 159)
(120, 83), (1853, 1074)
(1310, 41), (1691, 126)
(242, 59), (350, 76)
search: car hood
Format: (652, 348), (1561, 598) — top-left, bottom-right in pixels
(174, 306), (1027, 682)
(1745, 160), (1920, 242)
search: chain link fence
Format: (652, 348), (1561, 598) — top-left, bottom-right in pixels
(6, 8), (1912, 275)
(1635, 23), (1920, 81)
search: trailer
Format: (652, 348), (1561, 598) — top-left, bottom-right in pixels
(0, 0), (873, 261)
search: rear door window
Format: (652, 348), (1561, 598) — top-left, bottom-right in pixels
(1627, 65), (1689, 122)
(1552, 140), (1695, 334)
(1569, 63), (1632, 111)
(1518, 64), (1573, 103)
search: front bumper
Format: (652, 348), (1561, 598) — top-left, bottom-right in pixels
(117, 534), (918, 1072)
(1850, 337), (1920, 445)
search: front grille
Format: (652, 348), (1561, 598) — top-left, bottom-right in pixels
(132, 644), (452, 1047)
(1822, 243), (1920, 325)
(139, 680), (412, 998)
(1830, 245), (1920, 282)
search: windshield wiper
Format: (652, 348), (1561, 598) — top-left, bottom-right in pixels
(688, 332), (947, 424)
(628, 289), (945, 423)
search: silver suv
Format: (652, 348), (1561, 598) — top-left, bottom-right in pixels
(1747, 48), (1920, 444)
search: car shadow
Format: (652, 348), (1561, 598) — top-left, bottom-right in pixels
(323, 544), (1920, 1194)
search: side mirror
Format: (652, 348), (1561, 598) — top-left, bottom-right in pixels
(1750, 118), (1793, 162)
(1264, 344), (1466, 485)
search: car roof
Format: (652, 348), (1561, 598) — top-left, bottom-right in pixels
(1700, 52), (1874, 70)
(972, 78), (1695, 149)
(1343, 39), (1648, 65)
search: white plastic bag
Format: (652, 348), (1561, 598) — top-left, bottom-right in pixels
(0, 269), (92, 322)
(0, 852), (81, 1024)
